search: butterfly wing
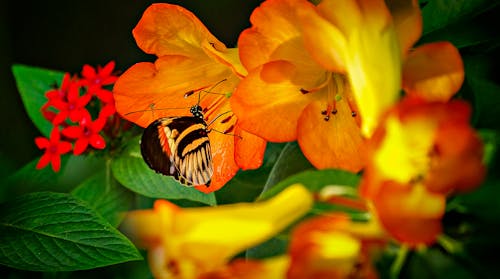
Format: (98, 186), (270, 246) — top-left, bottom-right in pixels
(140, 116), (213, 187)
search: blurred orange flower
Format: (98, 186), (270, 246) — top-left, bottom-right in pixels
(287, 214), (384, 279)
(360, 98), (485, 246)
(113, 3), (266, 192)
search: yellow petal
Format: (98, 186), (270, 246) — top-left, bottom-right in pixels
(403, 42), (464, 102)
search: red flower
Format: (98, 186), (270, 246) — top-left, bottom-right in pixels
(35, 128), (72, 172)
(62, 116), (107, 155)
(50, 82), (92, 125)
(81, 61), (118, 95)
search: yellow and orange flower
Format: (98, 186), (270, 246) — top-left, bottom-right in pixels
(113, 3), (266, 192)
(231, 0), (465, 172)
(287, 214), (384, 279)
(360, 97), (485, 246)
(121, 184), (313, 279)
(231, 0), (366, 172)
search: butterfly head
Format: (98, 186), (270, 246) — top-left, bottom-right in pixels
(190, 105), (204, 119)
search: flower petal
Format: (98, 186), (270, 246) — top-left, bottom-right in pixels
(57, 141), (73, 155)
(50, 154), (62, 172)
(36, 153), (51, 169)
(62, 126), (83, 139)
(297, 2), (347, 72)
(234, 125), (267, 170)
(238, 0), (316, 71)
(35, 137), (50, 149)
(297, 100), (365, 172)
(231, 61), (321, 142)
(73, 139), (89, 155)
(403, 42), (464, 101)
(114, 55), (233, 128)
(386, 0), (422, 57)
(373, 182), (445, 246)
(133, 3), (225, 57)
(89, 134), (106, 149)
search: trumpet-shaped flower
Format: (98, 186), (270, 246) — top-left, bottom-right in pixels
(121, 184), (313, 279)
(231, 0), (366, 172)
(113, 3), (266, 192)
(360, 98), (485, 246)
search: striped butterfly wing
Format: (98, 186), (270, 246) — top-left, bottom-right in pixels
(140, 116), (214, 187)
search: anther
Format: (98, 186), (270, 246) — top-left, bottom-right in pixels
(324, 115), (330, 121)
(300, 88), (310, 94)
(332, 109), (338, 115)
(321, 110), (328, 115)
(351, 111), (357, 117)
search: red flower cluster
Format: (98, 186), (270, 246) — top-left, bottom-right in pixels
(35, 61), (119, 171)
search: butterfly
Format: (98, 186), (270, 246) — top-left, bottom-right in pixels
(140, 104), (214, 187)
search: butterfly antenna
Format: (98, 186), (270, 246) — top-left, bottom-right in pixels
(198, 79), (229, 103)
(124, 104), (191, 116)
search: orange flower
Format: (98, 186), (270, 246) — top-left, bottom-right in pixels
(287, 214), (384, 279)
(297, 0), (464, 136)
(360, 98), (485, 246)
(231, 0), (366, 172)
(113, 3), (266, 192)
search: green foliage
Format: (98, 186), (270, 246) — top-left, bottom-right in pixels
(11, 64), (65, 137)
(0, 192), (141, 271)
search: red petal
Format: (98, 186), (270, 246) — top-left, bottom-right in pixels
(50, 155), (62, 172)
(36, 153), (51, 169)
(89, 134), (106, 149)
(82, 64), (96, 79)
(62, 126), (83, 138)
(73, 139), (89, 155)
(35, 137), (50, 149)
(95, 89), (115, 103)
(100, 61), (115, 77)
(57, 141), (73, 154)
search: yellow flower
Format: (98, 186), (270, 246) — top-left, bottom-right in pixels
(121, 184), (313, 279)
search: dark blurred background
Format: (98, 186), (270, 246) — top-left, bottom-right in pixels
(0, 0), (264, 177)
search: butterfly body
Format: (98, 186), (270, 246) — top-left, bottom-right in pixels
(140, 105), (213, 187)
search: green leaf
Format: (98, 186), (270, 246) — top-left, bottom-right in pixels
(246, 237), (288, 260)
(215, 142), (286, 204)
(72, 165), (134, 227)
(259, 169), (360, 200)
(419, 6), (500, 49)
(464, 55), (500, 130)
(12, 64), (65, 137)
(111, 136), (216, 206)
(1, 155), (105, 202)
(262, 142), (314, 193)
(0, 192), (142, 271)
(421, 0), (498, 35)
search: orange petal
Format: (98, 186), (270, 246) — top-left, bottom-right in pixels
(403, 42), (464, 102)
(297, 2), (347, 72)
(234, 125), (267, 170)
(386, 0), (422, 57)
(113, 56), (234, 127)
(238, 0), (316, 71)
(373, 182), (445, 246)
(231, 61), (322, 142)
(133, 3), (226, 57)
(297, 100), (365, 172)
